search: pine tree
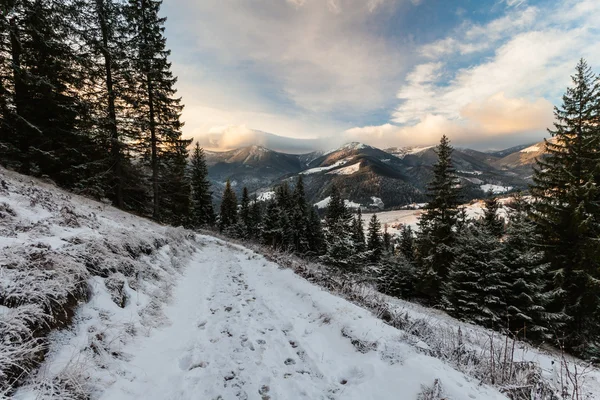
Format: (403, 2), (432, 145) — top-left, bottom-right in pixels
(249, 195), (262, 240)
(416, 135), (462, 304)
(262, 201), (281, 247)
(530, 59), (600, 354)
(447, 221), (507, 329)
(190, 142), (215, 228)
(306, 206), (325, 256)
(367, 214), (383, 263)
(126, 0), (184, 220)
(399, 225), (415, 262)
(292, 176), (310, 253)
(219, 179), (237, 232)
(383, 223), (392, 253)
(239, 187), (251, 238)
(160, 138), (191, 226)
(482, 192), (504, 237)
(378, 253), (417, 300)
(351, 208), (366, 253)
(503, 193), (554, 340)
(321, 184), (356, 271)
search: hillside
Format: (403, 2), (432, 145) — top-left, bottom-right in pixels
(1, 167), (514, 399)
(205, 142), (536, 210)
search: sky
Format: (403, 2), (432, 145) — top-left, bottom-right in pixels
(162, 0), (600, 153)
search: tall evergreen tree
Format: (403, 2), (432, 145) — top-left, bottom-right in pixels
(482, 192), (504, 237)
(503, 194), (553, 340)
(399, 225), (415, 262)
(239, 186), (251, 237)
(416, 135), (462, 304)
(351, 208), (366, 253)
(367, 214), (383, 263)
(160, 137), (191, 225)
(126, 0), (184, 220)
(190, 142), (214, 228)
(321, 184), (356, 271)
(262, 200), (281, 247)
(249, 195), (262, 240)
(219, 179), (237, 232)
(306, 206), (325, 256)
(530, 59), (600, 354)
(447, 221), (507, 329)
(292, 176), (310, 253)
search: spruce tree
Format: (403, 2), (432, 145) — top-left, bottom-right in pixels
(249, 195), (262, 240)
(503, 193), (553, 340)
(351, 208), (366, 253)
(126, 0), (184, 220)
(530, 59), (600, 354)
(160, 137), (191, 226)
(399, 225), (415, 262)
(239, 186), (251, 238)
(482, 192), (504, 237)
(292, 176), (310, 253)
(262, 201), (281, 247)
(367, 214), (383, 263)
(321, 184), (356, 271)
(378, 253), (416, 300)
(416, 135), (461, 304)
(447, 222), (507, 329)
(306, 206), (325, 256)
(219, 179), (238, 232)
(190, 142), (215, 228)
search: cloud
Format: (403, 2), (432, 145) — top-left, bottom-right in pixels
(196, 125), (328, 153)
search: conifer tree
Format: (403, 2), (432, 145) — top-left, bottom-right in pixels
(530, 59), (600, 353)
(416, 135), (461, 304)
(239, 186), (251, 237)
(447, 222), (507, 329)
(160, 138), (191, 226)
(383, 223), (392, 253)
(351, 208), (366, 253)
(219, 179), (237, 232)
(307, 206), (325, 256)
(321, 184), (356, 271)
(367, 214), (383, 263)
(378, 253), (416, 299)
(249, 195), (262, 239)
(292, 176), (310, 253)
(482, 192), (504, 237)
(190, 142), (214, 228)
(399, 225), (415, 262)
(503, 193), (553, 340)
(262, 201), (281, 247)
(126, 0), (184, 220)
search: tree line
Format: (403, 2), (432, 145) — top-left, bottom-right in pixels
(0, 0), (193, 225)
(216, 59), (600, 360)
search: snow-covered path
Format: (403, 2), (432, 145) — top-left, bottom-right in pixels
(99, 236), (505, 400)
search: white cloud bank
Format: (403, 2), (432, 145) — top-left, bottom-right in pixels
(345, 0), (600, 149)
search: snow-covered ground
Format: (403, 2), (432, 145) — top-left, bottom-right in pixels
(480, 184), (513, 194)
(327, 162), (361, 175)
(300, 159), (349, 175)
(314, 196), (361, 209)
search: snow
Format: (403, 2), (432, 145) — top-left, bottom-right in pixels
(257, 191), (276, 201)
(370, 196), (384, 209)
(315, 197), (361, 209)
(300, 159), (349, 175)
(458, 170), (483, 175)
(521, 145), (540, 153)
(323, 142), (370, 156)
(327, 162), (361, 175)
(17, 235), (508, 400)
(480, 183), (513, 194)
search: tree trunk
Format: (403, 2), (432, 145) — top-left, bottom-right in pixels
(9, 17), (29, 175)
(95, 0), (123, 208)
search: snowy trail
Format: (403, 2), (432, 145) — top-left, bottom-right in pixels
(98, 236), (505, 400)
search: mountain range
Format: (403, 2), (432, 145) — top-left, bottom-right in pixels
(205, 139), (552, 210)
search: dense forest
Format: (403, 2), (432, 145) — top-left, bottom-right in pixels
(1, 0), (599, 361)
(0, 0), (190, 224)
